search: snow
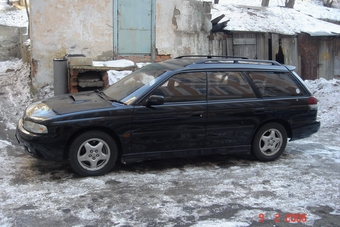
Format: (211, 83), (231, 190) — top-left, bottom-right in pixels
(107, 70), (133, 85)
(0, 59), (31, 130)
(212, 0), (340, 35)
(92, 59), (135, 68)
(191, 220), (250, 226)
(305, 78), (340, 128)
(0, 0), (28, 27)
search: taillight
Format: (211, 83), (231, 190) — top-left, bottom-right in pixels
(308, 96), (318, 110)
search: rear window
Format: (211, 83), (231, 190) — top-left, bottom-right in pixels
(248, 71), (306, 97)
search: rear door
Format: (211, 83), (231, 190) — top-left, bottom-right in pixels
(130, 72), (207, 155)
(206, 71), (266, 150)
(247, 71), (311, 137)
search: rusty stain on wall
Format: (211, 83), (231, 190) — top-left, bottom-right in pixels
(97, 51), (114, 60)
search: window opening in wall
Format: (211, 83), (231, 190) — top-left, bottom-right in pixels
(77, 71), (104, 92)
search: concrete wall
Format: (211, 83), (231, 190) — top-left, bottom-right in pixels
(0, 25), (27, 61)
(30, 0), (212, 89)
(30, 0), (113, 87)
(155, 0), (212, 57)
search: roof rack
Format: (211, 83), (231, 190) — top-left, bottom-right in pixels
(175, 55), (248, 59)
(195, 59), (282, 66)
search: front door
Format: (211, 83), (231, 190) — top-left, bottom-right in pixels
(130, 72), (208, 156)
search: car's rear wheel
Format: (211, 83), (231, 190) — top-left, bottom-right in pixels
(69, 131), (117, 176)
(252, 123), (287, 161)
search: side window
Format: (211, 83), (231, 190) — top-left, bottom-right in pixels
(208, 72), (256, 100)
(248, 71), (306, 97)
(151, 72), (206, 102)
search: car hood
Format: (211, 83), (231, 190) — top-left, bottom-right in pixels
(43, 91), (114, 115)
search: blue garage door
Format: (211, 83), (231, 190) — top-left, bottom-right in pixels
(115, 0), (154, 55)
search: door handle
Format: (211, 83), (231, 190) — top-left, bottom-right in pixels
(254, 108), (266, 114)
(191, 111), (203, 117)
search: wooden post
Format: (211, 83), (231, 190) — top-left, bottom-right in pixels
(19, 0), (25, 6)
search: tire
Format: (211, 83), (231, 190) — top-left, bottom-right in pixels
(251, 123), (287, 161)
(69, 131), (117, 176)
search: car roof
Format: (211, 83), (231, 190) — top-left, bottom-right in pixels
(157, 56), (294, 72)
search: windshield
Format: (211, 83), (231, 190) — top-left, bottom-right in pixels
(103, 63), (167, 105)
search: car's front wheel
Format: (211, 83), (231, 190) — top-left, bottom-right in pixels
(252, 123), (287, 161)
(69, 131), (117, 176)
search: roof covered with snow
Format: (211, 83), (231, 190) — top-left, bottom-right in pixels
(212, 0), (340, 36)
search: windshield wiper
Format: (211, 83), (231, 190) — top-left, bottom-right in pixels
(109, 99), (127, 105)
(95, 90), (127, 105)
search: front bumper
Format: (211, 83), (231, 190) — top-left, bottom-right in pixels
(16, 118), (65, 161)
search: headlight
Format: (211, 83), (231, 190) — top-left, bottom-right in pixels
(23, 120), (48, 134)
(26, 101), (56, 120)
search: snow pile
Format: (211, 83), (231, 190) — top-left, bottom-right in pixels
(305, 78), (340, 128)
(107, 62), (150, 85)
(93, 59), (135, 68)
(107, 70), (132, 85)
(0, 59), (31, 129)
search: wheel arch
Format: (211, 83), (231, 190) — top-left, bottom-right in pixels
(252, 119), (292, 144)
(62, 127), (123, 161)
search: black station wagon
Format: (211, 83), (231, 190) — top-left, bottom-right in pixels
(16, 56), (320, 176)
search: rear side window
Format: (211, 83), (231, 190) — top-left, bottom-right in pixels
(151, 72), (206, 102)
(208, 72), (256, 100)
(248, 71), (306, 97)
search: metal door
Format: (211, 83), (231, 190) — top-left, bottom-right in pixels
(114, 0), (155, 55)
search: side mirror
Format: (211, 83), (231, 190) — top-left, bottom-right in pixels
(146, 95), (164, 106)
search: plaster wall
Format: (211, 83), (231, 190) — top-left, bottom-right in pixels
(155, 0), (212, 57)
(30, 0), (113, 88)
(30, 0), (212, 89)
